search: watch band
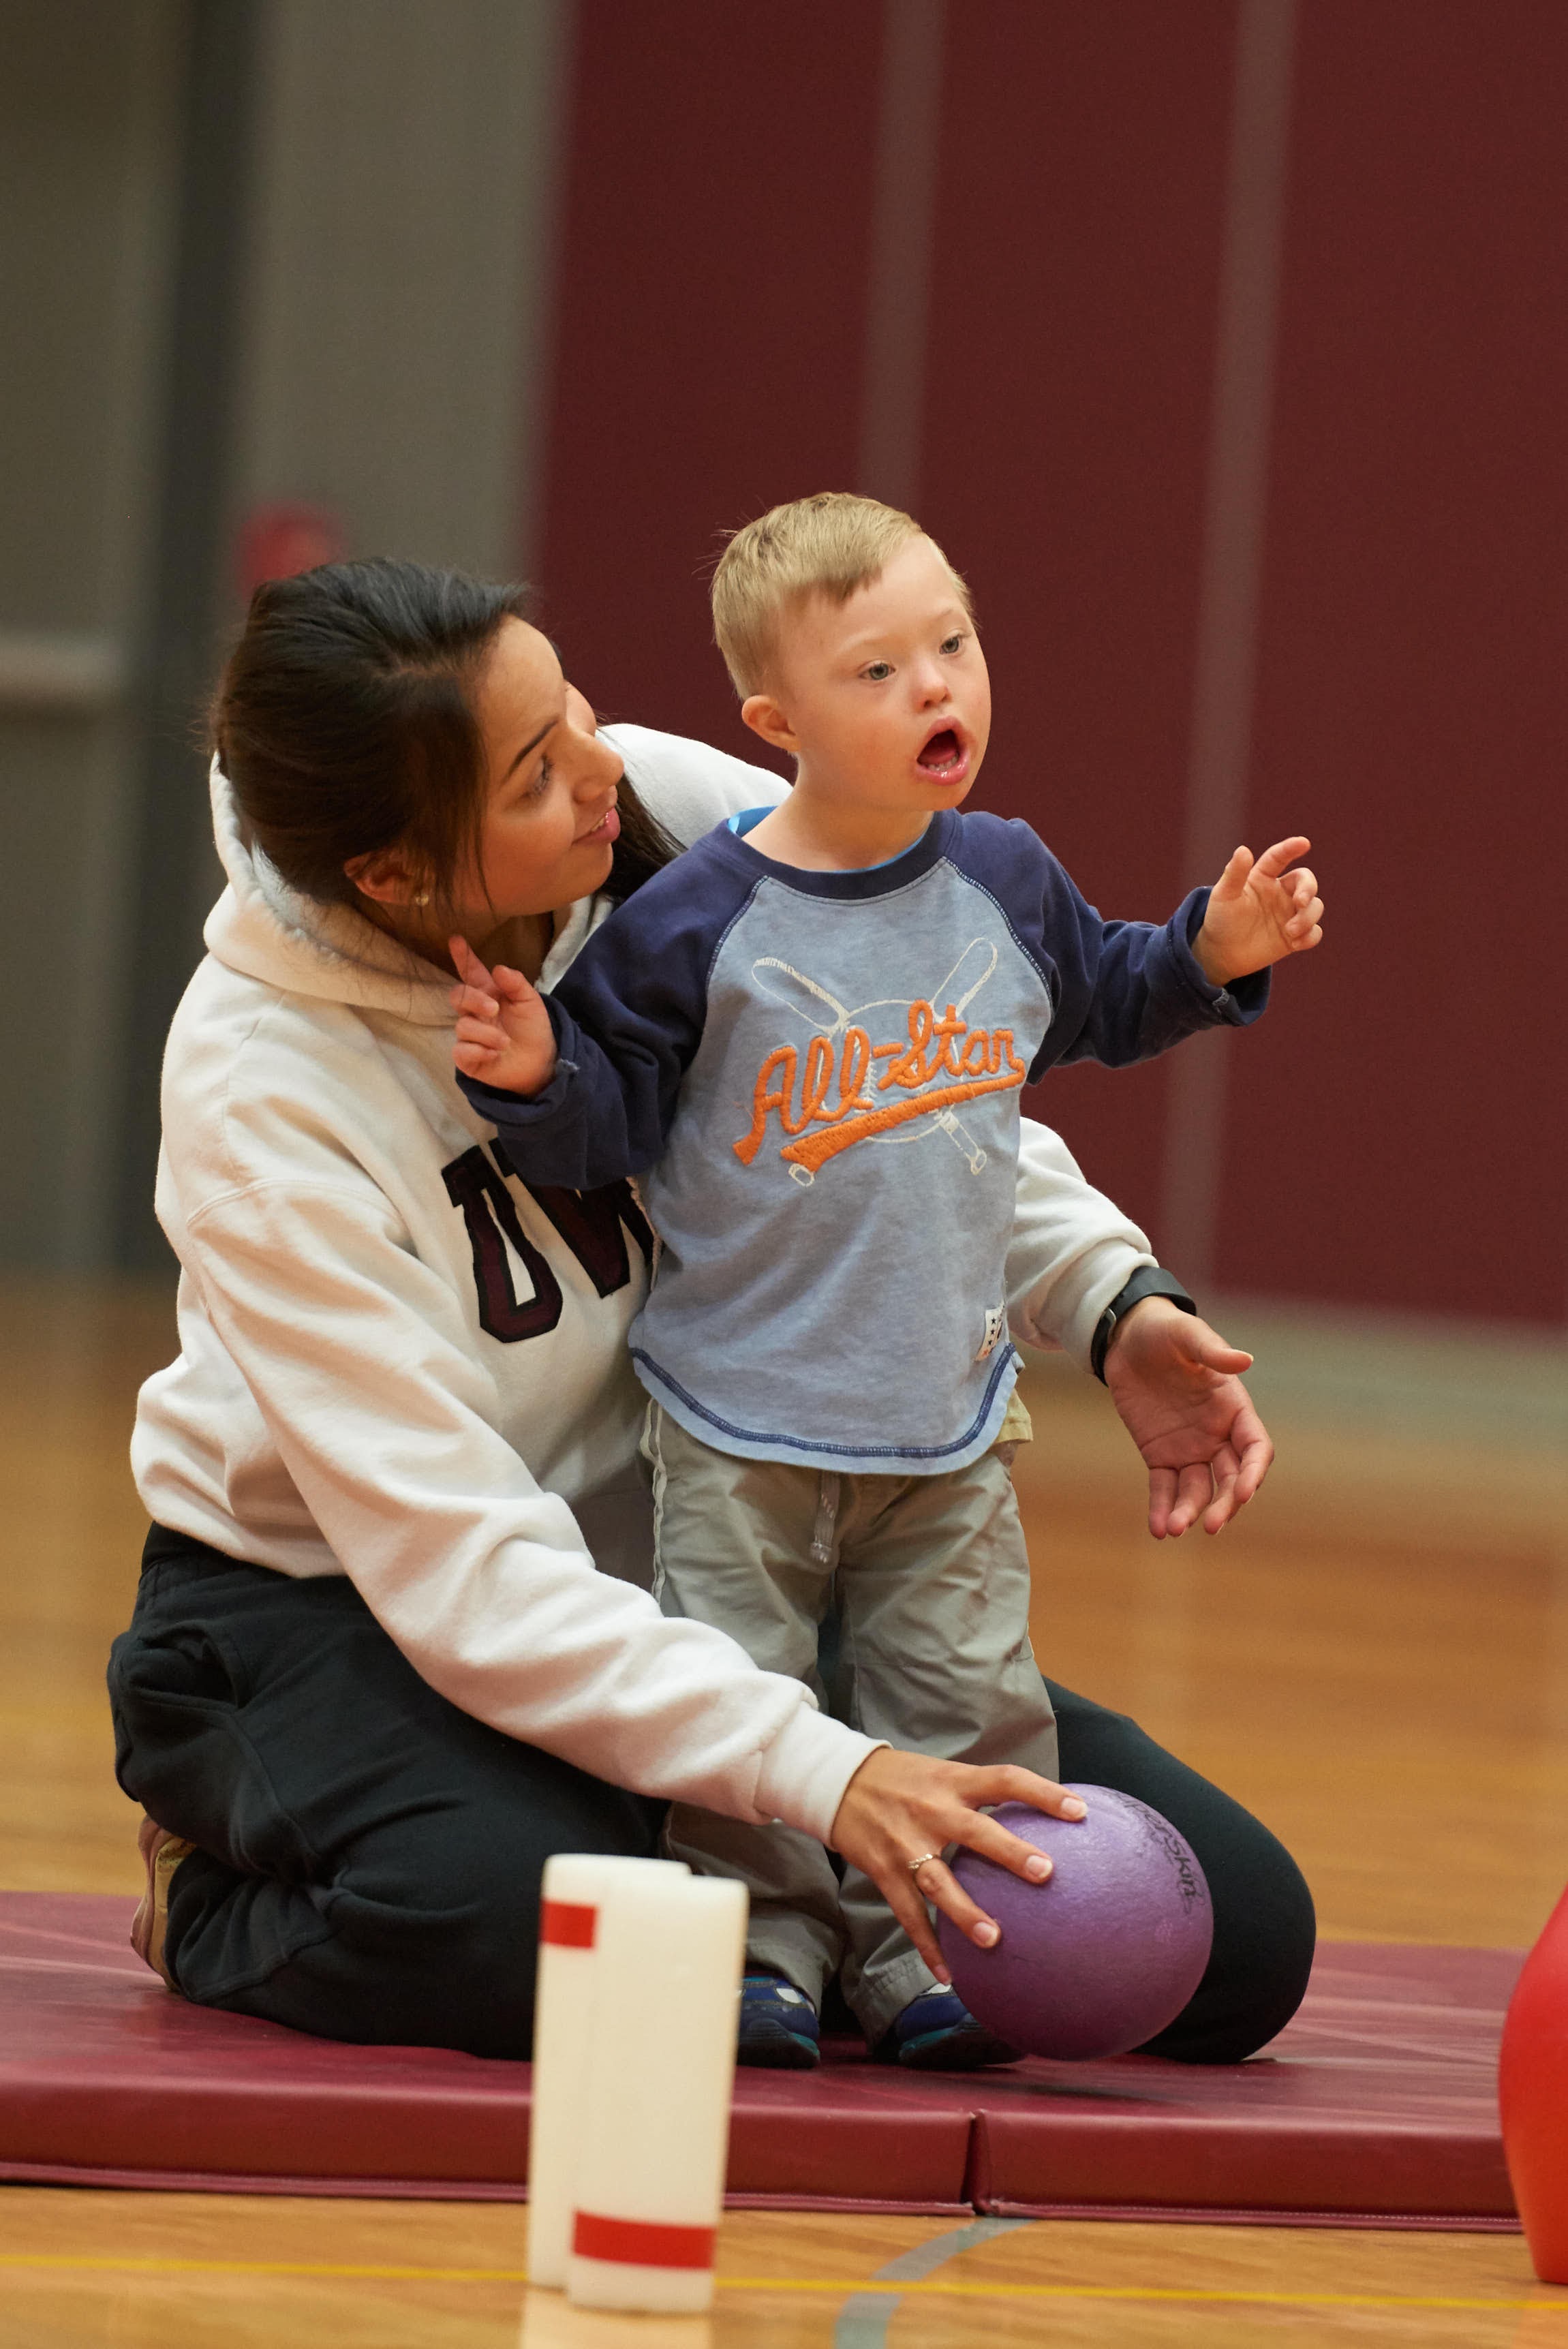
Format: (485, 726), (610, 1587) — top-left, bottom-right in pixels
(1090, 1266), (1197, 1383)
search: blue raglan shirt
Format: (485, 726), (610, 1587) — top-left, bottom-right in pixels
(461, 808), (1265, 1474)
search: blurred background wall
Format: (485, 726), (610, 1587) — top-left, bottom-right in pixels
(2, 0), (1563, 1349)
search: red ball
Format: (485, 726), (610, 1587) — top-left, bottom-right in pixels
(1501, 1882), (1568, 2282)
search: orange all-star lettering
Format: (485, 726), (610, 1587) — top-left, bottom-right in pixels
(733, 1028), (878, 1167)
(734, 1004), (1027, 1171)
(781, 1068), (1025, 1176)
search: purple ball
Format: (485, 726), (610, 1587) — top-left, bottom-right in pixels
(938, 1786), (1213, 2060)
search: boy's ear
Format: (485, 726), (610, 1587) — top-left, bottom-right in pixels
(740, 692), (799, 756)
(343, 846), (426, 906)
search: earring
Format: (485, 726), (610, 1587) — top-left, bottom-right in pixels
(413, 889), (432, 908)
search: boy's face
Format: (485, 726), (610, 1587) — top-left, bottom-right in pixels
(749, 535), (991, 812)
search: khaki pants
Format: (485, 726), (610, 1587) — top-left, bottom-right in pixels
(643, 1402), (1058, 2042)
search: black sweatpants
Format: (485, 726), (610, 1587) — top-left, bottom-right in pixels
(109, 1529), (1314, 2063)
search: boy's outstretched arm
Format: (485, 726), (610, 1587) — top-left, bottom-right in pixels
(991, 823), (1325, 1073)
(1191, 838), (1323, 987)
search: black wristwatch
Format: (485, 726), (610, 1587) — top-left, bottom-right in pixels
(1090, 1266), (1197, 1383)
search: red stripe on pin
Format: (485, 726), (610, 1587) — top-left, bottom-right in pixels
(572, 2212), (716, 2270)
(539, 1900), (596, 1948)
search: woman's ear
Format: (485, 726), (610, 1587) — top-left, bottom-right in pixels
(343, 846), (429, 907)
(740, 693), (798, 756)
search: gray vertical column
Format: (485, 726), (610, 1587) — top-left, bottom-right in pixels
(116, 0), (264, 1271)
(1160, 0), (1296, 1289)
(232, 0), (573, 584)
(112, 0), (576, 1267)
(857, 0), (945, 512)
(0, 0), (185, 1273)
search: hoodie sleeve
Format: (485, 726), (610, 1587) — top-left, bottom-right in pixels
(1006, 1116), (1160, 1370)
(171, 1171), (878, 1839)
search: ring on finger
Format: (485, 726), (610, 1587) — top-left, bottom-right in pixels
(908, 1852), (943, 1881)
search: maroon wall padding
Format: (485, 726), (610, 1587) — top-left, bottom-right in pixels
(534, 4), (1567, 1323)
(917, 0), (1235, 1240)
(1220, 0), (1568, 1320)
(536, 0), (880, 757)
(0, 1895), (1522, 2224)
(538, 0), (1235, 1244)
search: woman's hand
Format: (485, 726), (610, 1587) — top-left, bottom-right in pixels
(829, 1746), (1086, 1982)
(1103, 1296), (1273, 1537)
(449, 936), (558, 1095)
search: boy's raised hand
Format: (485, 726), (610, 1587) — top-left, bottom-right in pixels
(448, 935), (559, 1096)
(1193, 838), (1323, 987)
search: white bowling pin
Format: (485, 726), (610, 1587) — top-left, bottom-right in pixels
(527, 1853), (688, 2288)
(566, 1872), (748, 2314)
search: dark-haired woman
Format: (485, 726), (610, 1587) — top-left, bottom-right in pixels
(112, 561), (1312, 2065)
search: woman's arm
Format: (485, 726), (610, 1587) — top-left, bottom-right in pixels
(1003, 1116), (1274, 1532)
(1005, 1114), (1157, 1367)
(176, 1173), (867, 1829)
(172, 1173), (1088, 1963)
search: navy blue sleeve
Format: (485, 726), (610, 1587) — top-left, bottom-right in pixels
(949, 813), (1270, 1080)
(455, 840), (753, 1190)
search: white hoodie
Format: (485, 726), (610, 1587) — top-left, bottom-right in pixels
(132, 725), (1156, 1843)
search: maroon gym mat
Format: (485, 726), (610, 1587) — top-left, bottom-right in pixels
(0, 1894), (1521, 2225)
(969, 1941), (1522, 2227)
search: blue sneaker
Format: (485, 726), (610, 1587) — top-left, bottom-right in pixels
(737, 1970), (820, 2069)
(875, 1986), (1021, 2071)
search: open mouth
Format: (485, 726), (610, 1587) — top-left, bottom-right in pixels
(576, 801), (621, 846)
(916, 725), (968, 780)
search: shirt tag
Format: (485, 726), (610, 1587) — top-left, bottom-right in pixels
(976, 1305), (1006, 1363)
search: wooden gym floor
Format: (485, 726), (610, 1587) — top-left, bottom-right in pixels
(2, 1273), (1567, 2345)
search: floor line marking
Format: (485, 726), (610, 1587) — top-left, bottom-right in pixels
(0, 2252), (1564, 2309)
(833, 2215), (1030, 2348)
(0, 2256), (533, 2282)
(743, 2279), (1568, 2312)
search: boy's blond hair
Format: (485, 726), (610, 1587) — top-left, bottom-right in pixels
(711, 491), (970, 696)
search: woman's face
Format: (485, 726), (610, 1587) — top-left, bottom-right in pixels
(463, 617), (624, 921)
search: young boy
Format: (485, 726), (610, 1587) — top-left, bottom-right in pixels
(452, 494), (1323, 2070)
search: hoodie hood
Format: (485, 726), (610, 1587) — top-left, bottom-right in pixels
(201, 722), (788, 1027)
(202, 757), (455, 1026)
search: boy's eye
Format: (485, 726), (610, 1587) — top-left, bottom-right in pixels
(863, 660), (893, 682)
(940, 632), (966, 656)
